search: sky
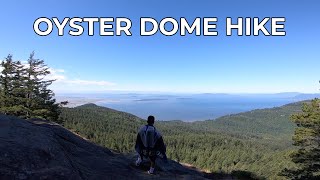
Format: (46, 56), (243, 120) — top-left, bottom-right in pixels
(0, 0), (319, 94)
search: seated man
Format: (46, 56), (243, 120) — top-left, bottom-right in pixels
(135, 115), (166, 174)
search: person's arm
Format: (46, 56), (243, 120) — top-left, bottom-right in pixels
(135, 133), (142, 153)
(156, 136), (167, 161)
(158, 136), (166, 153)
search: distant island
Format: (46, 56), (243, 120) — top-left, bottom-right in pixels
(56, 92), (320, 121)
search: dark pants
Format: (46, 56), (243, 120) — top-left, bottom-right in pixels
(140, 149), (157, 164)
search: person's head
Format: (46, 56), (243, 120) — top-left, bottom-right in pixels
(147, 115), (155, 125)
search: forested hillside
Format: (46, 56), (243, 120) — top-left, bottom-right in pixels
(59, 102), (303, 179)
(190, 101), (303, 148)
(198, 101), (301, 138)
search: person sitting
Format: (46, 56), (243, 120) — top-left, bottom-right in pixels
(135, 115), (167, 175)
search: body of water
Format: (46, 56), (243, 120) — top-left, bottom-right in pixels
(95, 94), (304, 121)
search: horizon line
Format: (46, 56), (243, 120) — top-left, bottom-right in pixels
(54, 91), (320, 95)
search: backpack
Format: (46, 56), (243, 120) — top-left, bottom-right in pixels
(142, 125), (157, 157)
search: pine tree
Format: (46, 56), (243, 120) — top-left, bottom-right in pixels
(0, 52), (65, 122)
(25, 52), (60, 121)
(281, 99), (320, 179)
(0, 55), (15, 107)
(0, 55), (29, 117)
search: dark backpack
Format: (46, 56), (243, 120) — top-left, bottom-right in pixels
(142, 125), (157, 157)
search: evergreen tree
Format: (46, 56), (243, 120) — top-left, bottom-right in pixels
(0, 55), (15, 107)
(0, 55), (29, 117)
(25, 52), (60, 121)
(281, 99), (320, 179)
(0, 52), (65, 122)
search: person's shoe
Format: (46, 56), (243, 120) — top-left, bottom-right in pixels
(135, 157), (142, 166)
(148, 167), (155, 175)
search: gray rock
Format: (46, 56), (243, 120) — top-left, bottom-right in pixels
(0, 114), (228, 180)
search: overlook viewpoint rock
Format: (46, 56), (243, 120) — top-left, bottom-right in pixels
(0, 114), (237, 180)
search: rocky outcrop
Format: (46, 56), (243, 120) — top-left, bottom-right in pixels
(0, 114), (220, 180)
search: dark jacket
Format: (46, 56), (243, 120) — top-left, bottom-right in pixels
(135, 125), (166, 156)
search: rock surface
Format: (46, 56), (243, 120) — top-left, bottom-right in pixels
(0, 114), (235, 180)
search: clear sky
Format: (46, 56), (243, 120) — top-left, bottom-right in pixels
(0, 0), (319, 93)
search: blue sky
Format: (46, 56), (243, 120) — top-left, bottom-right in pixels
(0, 0), (319, 93)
